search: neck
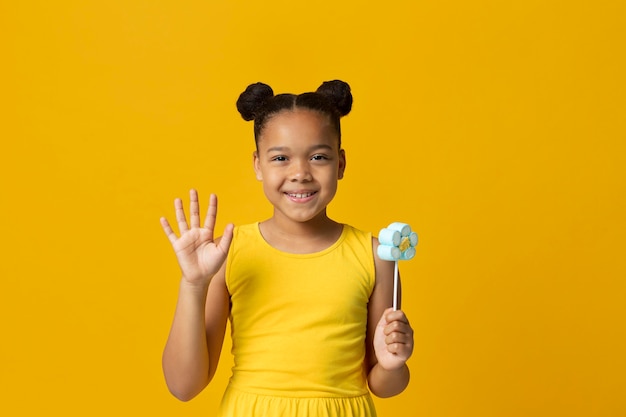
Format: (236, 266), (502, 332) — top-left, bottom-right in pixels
(273, 211), (335, 234)
(259, 211), (343, 253)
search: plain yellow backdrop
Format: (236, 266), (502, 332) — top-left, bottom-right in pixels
(2, 1), (625, 416)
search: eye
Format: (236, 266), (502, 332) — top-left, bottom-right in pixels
(271, 155), (287, 162)
(311, 154), (329, 161)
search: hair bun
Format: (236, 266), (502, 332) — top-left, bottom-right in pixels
(236, 82), (274, 121)
(316, 80), (353, 116)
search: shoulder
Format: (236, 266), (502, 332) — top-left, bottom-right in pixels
(221, 222), (259, 249)
(341, 224), (393, 283)
(342, 224), (393, 275)
(340, 224), (376, 264)
(232, 222), (258, 237)
(341, 223), (372, 245)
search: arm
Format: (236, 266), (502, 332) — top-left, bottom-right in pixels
(160, 190), (234, 401)
(365, 238), (414, 398)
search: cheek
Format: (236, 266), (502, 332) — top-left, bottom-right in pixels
(323, 171), (340, 192)
(259, 169), (281, 187)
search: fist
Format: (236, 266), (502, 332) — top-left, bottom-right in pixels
(373, 308), (414, 370)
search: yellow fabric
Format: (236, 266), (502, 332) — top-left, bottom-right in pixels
(221, 223), (376, 416)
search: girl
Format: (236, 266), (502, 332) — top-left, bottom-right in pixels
(161, 80), (414, 416)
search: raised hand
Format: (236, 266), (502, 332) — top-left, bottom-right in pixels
(373, 308), (414, 371)
(160, 190), (234, 287)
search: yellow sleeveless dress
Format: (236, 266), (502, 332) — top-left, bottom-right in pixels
(220, 223), (377, 417)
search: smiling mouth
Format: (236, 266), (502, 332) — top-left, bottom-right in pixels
(286, 191), (317, 199)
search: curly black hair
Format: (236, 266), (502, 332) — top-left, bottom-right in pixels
(236, 80), (353, 148)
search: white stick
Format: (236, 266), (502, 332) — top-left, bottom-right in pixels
(393, 260), (399, 311)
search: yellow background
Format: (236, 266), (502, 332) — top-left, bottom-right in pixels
(2, 1), (625, 416)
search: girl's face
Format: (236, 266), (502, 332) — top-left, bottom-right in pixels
(253, 109), (346, 226)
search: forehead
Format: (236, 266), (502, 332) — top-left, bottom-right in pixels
(258, 109), (338, 149)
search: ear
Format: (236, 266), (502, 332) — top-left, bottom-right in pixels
(253, 150), (263, 181)
(338, 148), (346, 180)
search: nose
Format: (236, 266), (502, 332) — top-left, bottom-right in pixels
(289, 159), (312, 182)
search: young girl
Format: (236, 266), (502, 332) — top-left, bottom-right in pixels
(161, 80), (414, 416)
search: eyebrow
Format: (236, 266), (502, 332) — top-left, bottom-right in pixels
(266, 144), (334, 153)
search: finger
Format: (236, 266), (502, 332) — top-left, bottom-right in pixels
(385, 309), (410, 326)
(218, 223), (235, 255)
(376, 308), (406, 332)
(203, 193), (218, 240)
(385, 329), (414, 357)
(189, 189), (201, 229)
(385, 331), (412, 346)
(174, 198), (189, 234)
(160, 217), (178, 245)
(386, 341), (413, 357)
(383, 320), (412, 337)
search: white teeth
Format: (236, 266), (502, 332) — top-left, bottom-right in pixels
(288, 192), (314, 198)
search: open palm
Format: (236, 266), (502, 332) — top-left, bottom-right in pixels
(160, 190), (233, 286)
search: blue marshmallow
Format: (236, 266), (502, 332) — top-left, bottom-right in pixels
(378, 228), (401, 246)
(387, 222), (412, 237)
(377, 245), (401, 261)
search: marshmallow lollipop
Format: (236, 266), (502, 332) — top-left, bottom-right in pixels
(377, 222), (418, 310)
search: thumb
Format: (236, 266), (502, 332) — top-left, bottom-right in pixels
(218, 223), (235, 255)
(376, 307), (393, 329)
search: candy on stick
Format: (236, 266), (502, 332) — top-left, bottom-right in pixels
(377, 222), (418, 310)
